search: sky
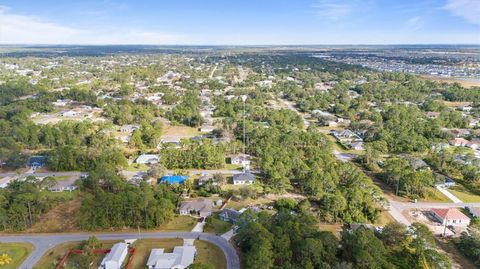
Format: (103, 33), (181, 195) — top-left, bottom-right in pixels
(0, 0), (479, 45)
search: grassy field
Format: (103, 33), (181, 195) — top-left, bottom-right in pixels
(125, 163), (149, 172)
(53, 175), (71, 181)
(449, 185), (480, 202)
(204, 215), (233, 235)
(421, 187), (452, 202)
(0, 242), (33, 269)
(34, 241), (118, 269)
(163, 125), (201, 137)
(195, 240), (227, 269)
(374, 210), (395, 226)
(158, 215), (196, 231)
(129, 238), (183, 269)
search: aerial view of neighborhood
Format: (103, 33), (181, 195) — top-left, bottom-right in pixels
(0, 1), (479, 269)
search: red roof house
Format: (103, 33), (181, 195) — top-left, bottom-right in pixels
(431, 208), (471, 226)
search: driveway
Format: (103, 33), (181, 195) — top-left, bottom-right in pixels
(0, 232), (240, 269)
(436, 185), (463, 203)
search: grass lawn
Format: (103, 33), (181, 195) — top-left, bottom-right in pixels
(374, 210), (395, 226)
(163, 125), (200, 137)
(0, 242), (33, 269)
(159, 215), (196, 231)
(224, 164), (243, 170)
(449, 185), (480, 202)
(318, 223), (343, 238)
(195, 240), (227, 269)
(34, 241), (118, 269)
(125, 163), (149, 172)
(204, 214), (233, 235)
(419, 187), (452, 202)
(129, 238), (183, 269)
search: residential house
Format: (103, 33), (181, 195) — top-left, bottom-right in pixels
(30, 156), (47, 169)
(136, 154), (160, 164)
(178, 198), (213, 218)
(229, 154), (251, 167)
(48, 177), (78, 192)
(159, 137), (182, 149)
(120, 124), (140, 133)
(146, 246), (196, 269)
(444, 177), (456, 188)
(349, 141), (365, 151)
(219, 208), (242, 223)
(430, 208), (471, 226)
(98, 242), (129, 269)
(332, 130), (362, 143)
(233, 172), (255, 185)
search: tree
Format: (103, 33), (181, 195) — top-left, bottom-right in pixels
(0, 253), (12, 266)
(341, 227), (395, 269)
(147, 163), (166, 179)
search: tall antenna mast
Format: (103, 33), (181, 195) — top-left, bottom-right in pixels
(241, 95), (247, 172)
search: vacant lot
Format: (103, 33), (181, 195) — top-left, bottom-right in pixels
(449, 185), (480, 202)
(195, 240), (227, 269)
(0, 242), (33, 269)
(204, 214), (233, 235)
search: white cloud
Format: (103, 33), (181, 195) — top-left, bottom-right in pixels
(0, 6), (185, 44)
(443, 0), (480, 25)
(312, 0), (375, 21)
(406, 16), (425, 30)
(312, 0), (352, 21)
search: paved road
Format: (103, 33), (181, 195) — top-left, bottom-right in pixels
(387, 199), (480, 225)
(0, 232), (240, 269)
(0, 171), (86, 178)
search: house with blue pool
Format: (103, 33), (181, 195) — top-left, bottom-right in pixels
(158, 175), (189, 184)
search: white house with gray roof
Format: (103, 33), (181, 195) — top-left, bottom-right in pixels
(98, 242), (128, 269)
(146, 246), (196, 269)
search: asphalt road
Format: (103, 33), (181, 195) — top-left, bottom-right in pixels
(0, 171), (85, 178)
(388, 199), (480, 225)
(0, 232), (240, 269)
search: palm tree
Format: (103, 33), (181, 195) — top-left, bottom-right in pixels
(0, 253), (12, 266)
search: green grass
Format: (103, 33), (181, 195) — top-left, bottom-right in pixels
(159, 215), (196, 231)
(224, 164), (243, 170)
(195, 240), (227, 269)
(421, 187), (452, 202)
(0, 242), (33, 269)
(204, 215), (233, 235)
(449, 185), (480, 202)
(125, 163), (149, 172)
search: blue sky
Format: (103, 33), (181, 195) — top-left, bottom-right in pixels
(0, 0), (479, 44)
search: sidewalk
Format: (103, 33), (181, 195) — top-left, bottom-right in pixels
(436, 185), (463, 203)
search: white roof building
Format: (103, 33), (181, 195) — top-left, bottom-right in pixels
(146, 246), (196, 269)
(136, 154), (160, 164)
(99, 242), (129, 269)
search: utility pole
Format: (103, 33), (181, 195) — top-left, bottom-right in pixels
(241, 95), (247, 172)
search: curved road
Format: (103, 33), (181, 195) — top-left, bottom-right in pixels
(0, 232), (240, 269)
